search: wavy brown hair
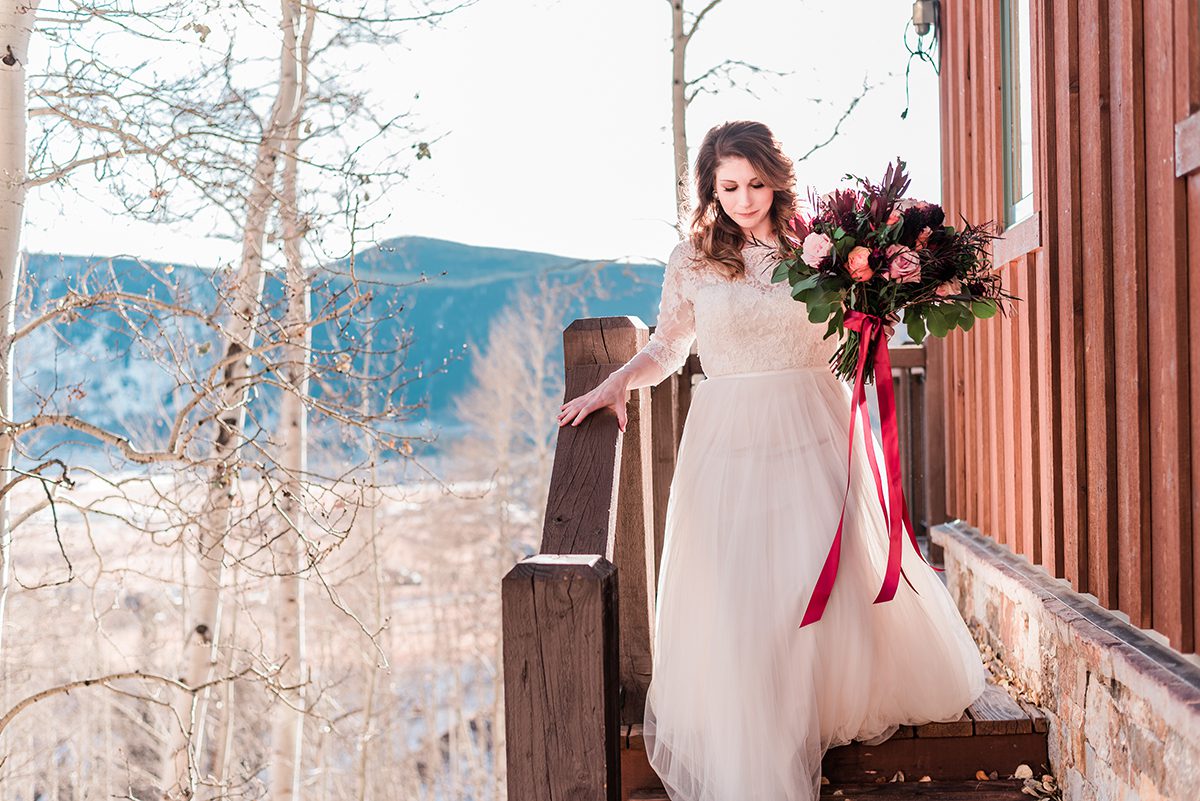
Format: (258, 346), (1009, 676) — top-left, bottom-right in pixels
(687, 120), (797, 280)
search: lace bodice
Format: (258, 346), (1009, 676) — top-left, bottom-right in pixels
(635, 238), (840, 384)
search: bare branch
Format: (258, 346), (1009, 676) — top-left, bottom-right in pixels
(686, 0), (726, 38)
(0, 666), (258, 738)
(793, 75), (880, 163)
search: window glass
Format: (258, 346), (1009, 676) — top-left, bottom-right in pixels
(1001, 0), (1034, 224)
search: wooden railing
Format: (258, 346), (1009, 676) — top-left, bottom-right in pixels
(500, 316), (943, 800)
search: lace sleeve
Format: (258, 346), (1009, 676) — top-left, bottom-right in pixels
(615, 240), (697, 389)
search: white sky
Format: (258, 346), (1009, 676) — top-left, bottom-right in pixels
(23, 0), (943, 267)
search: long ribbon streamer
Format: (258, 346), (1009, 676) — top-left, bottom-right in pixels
(799, 310), (942, 628)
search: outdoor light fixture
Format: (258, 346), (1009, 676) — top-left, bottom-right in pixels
(912, 0), (938, 36)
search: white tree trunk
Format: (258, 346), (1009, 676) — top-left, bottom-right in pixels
(0, 0), (38, 673)
(164, 0), (305, 793)
(671, 0), (689, 231)
(270, 4), (315, 797)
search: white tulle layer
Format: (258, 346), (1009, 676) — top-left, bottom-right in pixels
(642, 366), (989, 801)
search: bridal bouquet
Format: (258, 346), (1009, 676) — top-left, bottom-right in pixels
(784, 158), (1018, 629)
(771, 157), (1014, 384)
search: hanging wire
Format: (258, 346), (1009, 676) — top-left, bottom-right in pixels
(900, 0), (942, 119)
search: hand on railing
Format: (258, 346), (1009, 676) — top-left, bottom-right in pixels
(556, 368), (634, 433)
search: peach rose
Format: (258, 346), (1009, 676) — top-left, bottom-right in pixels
(887, 210), (903, 226)
(801, 232), (834, 269)
(935, 277), (962, 297)
(884, 244), (922, 283)
(847, 246), (874, 282)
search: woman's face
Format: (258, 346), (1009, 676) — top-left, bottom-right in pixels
(713, 155), (775, 240)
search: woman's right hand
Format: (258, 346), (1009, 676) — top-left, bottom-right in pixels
(556, 370), (632, 433)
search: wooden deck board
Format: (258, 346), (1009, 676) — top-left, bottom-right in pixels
(631, 779), (1033, 800)
(966, 684), (1034, 735)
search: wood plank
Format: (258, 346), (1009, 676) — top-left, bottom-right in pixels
(888, 343), (926, 369)
(1175, 0), (1200, 115)
(1033, 0), (1064, 577)
(1015, 696), (1050, 733)
(913, 711), (973, 738)
(634, 783), (1037, 801)
(955, 0), (971, 523)
(982, 0), (1001, 545)
(1177, 0), (1200, 672)
(1015, 252), (1042, 562)
(924, 337), (948, 530)
(820, 782), (1035, 800)
(966, 684), (1034, 735)
(543, 362), (622, 558)
(1053, 0), (1087, 591)
(1108, 0), (1152, 627)
(823, 731), (1049, 783)
(1021, 1), (1050, 565)
(649, 369), (678, 590)
(974, 0), (991, 536)
(1008, 242), (1024, 552)
(1079, 0), (1119, 607)
(1190, 160), (1200, 661)
(1145, 0), (1194, 652)
(939, 0), (958, 519)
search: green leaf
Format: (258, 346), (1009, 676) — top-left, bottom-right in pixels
(957, 312), (975, 332)
(772, 261), (791, 283)
(972, 299), (998, 319)
(833, 226), (847, 240)
(794, 273), (822, 292)
(812, 289), (842, 307)
(925, 305), (951, 337)
(907, 312), (927, 344)
(808, 302), (836, 324)
(824, 306), (845, 339)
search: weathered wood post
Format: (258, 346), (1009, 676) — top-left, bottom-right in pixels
(502, 316), (656, 801)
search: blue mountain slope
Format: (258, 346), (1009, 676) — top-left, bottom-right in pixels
(18, 237), (672, 452)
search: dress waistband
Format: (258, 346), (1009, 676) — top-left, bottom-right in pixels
(703, 365), (830, 381)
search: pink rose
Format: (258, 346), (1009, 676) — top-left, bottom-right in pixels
(935, 277), (962, 297)
(915, 225), (933, 251)
(846, 246), (873, 282)
(884, 244), (922, 283)
(801, 232), (834, 269)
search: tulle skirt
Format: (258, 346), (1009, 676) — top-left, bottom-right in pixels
(642, 366), (989, 801)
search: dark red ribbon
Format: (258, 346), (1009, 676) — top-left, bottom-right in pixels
(798, 310), (943, 628)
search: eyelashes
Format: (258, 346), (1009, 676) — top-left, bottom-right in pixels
(721, 184), (766, 192)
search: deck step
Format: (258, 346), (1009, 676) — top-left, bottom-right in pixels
(622, 679), (1049, 798)
(631, 778), (1032, 799)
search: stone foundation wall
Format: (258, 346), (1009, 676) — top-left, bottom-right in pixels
(930, 521), (1200, 801)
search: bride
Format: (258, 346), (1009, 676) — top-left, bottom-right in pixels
(556, 120), (987, 801)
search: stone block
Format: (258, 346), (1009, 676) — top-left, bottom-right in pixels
(930, 522), (1200, 801)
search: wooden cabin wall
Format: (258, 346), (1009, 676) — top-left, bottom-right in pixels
(937, 0), (1200, 653)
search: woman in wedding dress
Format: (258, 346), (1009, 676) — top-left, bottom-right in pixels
(555, 120), (988, 801)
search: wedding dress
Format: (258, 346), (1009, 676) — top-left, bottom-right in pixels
(627, 238), (989, 801)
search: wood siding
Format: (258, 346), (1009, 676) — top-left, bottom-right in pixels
(938, 0), (1200, 652)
